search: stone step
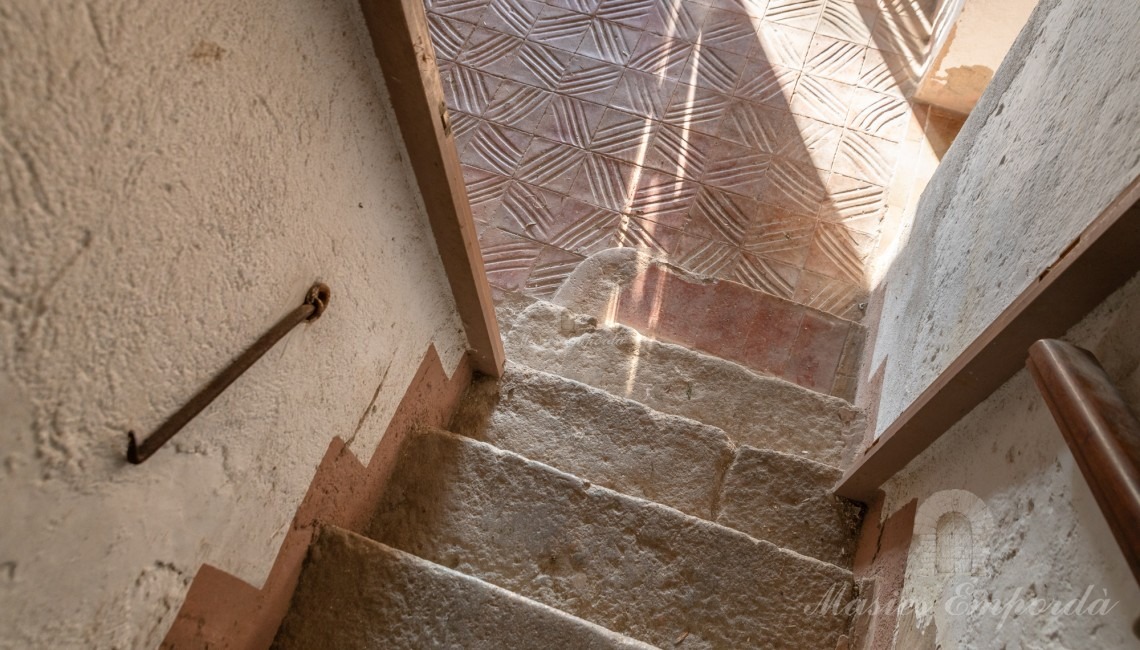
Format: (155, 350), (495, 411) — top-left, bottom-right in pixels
(369, 428), (855, 649)
(551, 248), (865, 400)
(273, 526), (654, 650)
(503, 298), (865, 469)
(449, 361), (863, 568)
(449, 360), (736, 521)
(718, 447), (864, 569)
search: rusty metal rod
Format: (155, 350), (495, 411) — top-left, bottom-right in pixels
(127, 283), (331, 464)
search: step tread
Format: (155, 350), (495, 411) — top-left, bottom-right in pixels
(503, 299), (865, 468)
(273, 525), (656, 650)
(370, 428), (854, 649)
(450, 360), (736, 521)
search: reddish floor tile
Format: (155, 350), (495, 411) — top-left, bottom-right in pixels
(781, 309), (851, 392)
(525, 245), (586, 297)
(478, 226), (543, 291)
(739, 293), (808, 375)
(654, 272), (718, 347)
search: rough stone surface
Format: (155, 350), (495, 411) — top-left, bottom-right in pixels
(881, 272), (1140, 648)
(370, 428), (855, 649)
(870, 0), (1140, 438)
(274, 526), (653, 650)
(718, 447), (864, 569)
(450, 361), (736, 520)
(0, 0), (469, 646)
(504, 300), (865, 468)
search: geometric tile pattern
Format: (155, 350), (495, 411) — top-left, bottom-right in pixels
(425, 0), (926, 322)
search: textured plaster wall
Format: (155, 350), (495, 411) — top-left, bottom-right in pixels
(881, 272), (1140, 648)
(0, 0), (468, 647)
(870, 0), (1140, 438)
(914, 0), (1040, 115)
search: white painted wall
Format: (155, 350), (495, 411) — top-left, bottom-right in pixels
(882, 272), (1140, 648)
(0, 0), (468, 647)
(870, 0), (1140, 438)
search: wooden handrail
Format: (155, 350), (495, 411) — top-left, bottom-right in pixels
(1027, 339), (1140, 585)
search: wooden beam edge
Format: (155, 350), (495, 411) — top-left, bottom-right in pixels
(357, 0), (505, 378)
(837, 175), (1140, 501)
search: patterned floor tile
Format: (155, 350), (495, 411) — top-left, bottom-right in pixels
(525, 246), (586, 297)
(544, 0), (602, 14)
(670, 233), (740, 278)
(507, 41), (573, 89)
(615, 213), (682, 255)
(491, 180), (566, 238)
(764, 0), (824, 31)
(481, 0), (544, 36)
(845, 87), (908, 142)
(790, 73), (855, 125)
(662, 84), (734, 136)
(819, 172), (884, 234)
(626, 168), (699, 228)
(483, 80), (553, 132)
(708, 0), (768, 16)
(735, 60), (799, 108)
(535, 94), (608, 146)
(478, 226), (543, 291)
(445, 65), (504, 115)
(832, 129), (899, 185)
(732, 251), (800, 299)
(559, 55), (624, 103)
(462, 165), (512, 222)
(644, 0), (710, 42)
(609, 68), (679, 119)
(703, 8), (763, 56)
(596, 0), (659, 29)
(803, 33), (864, 84)
(459, 28), (523, 74)
(687, 185), (758, 245)
(872, 0), (931, 60)
(643, 124), (716, 180)
(429, 14), (476, 60)
(591, 108), (658, 164)
(449, 110), (480, 154)
(793, 270), (868, 320)
(859, 47), (917, 97)
(430, 0), (492, 24)
(568, 152), (639, 211)
(754, 21), (814, 69)
(717, 99), (795, 153)
(529, 5), (592, 51)
(578, 18), (641, 64)
(681, 45), (748, 94)
(803, 220), (874, 283)
(785, 113), (842, 169)
(816, 0), (875, 45)
(549, 198), (624, 255)
(741, 203), (817, 267)
(515, 137), (587, 193)
(627, 33), (694, 80)
(462, 120), (533, 175)
(758, 155), (828, 215)
(703, 151), (772, 201)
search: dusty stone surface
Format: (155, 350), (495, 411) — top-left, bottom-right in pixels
(718, 447), (864, 569)
(0, 0), (469, 645)
(550, 248), (658, 317)
(370, 428), (855, 649)
(274, 526), (653, 650)
(450, 361), (736, 520)
(504, 300), (865, 468)
(870, 0), (1140, 438)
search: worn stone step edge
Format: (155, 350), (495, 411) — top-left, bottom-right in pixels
(273, 525), (658, 650)
(503, 298), (866, 468)
(450, 358), (863, 568)
(371, 427), (856, 649)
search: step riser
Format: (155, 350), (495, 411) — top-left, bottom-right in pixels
(370, 429), (855, 649)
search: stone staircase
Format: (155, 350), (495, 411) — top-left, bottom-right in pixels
(274, 290), (867, 648)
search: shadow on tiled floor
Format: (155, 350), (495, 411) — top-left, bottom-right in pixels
(428, 0), (937, 324)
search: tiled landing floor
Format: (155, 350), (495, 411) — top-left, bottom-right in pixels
(428, 0), (937, 322)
